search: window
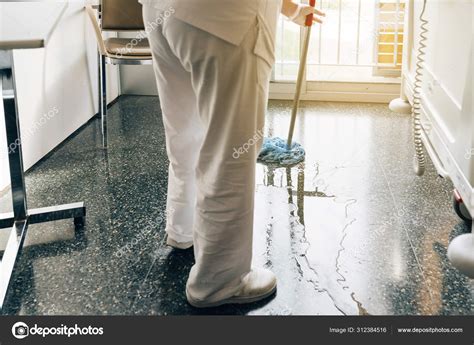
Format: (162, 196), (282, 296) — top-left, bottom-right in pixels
(272, 0), (406, 102)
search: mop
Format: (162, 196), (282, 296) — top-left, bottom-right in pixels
(258, 0), (315, 166)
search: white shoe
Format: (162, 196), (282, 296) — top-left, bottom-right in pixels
(187, 268), (277, 308)
(166, 236), (193, 250)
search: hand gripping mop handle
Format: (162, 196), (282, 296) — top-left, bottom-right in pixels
(287, 0), (315, 148)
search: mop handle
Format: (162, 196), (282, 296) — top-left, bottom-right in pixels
(287, 0), (315, 148)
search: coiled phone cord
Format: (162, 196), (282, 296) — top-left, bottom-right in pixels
(412, 0), (428, 176)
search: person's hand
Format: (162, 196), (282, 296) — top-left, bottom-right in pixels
(282, 1), (325, 27)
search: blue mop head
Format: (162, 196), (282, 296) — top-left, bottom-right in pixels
(258, 137), (305, 166)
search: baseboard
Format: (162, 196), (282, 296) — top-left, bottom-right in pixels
(269, 80), (400, 103)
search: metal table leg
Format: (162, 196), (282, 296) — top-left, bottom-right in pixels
(0, 50), (86, 309)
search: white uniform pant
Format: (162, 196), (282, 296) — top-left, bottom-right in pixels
(143, 2), (279, 302)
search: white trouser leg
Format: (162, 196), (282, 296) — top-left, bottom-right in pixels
(146, 13), (204, 243)
(144, 3), (277, 303)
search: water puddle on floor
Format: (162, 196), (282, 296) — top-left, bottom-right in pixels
(254, 163), (370, 315)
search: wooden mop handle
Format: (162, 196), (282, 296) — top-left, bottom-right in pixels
(305, 0), (316, 26)
(287, 1), (316, 148)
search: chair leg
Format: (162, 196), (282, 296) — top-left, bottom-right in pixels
(99, 54), (108, 148)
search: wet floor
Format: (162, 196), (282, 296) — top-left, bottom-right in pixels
(0, 96), (472, 315)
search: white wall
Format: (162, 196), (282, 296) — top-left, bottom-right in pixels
(0, 1), (120, 193)
(119, 64), (157, 96)
(118, 32), (157, 96)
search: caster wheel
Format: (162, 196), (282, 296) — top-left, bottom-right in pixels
(74, 216), (85, 227)
(453, 191), (472, 225)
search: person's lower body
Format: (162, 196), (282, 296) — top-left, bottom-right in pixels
(143, 4), (278, 307)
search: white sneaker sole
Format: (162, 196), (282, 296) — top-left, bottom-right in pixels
(187, 283), (277, 308)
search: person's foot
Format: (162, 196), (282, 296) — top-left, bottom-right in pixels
(166, 236), (193, 250)
(186, 268), (277, 308)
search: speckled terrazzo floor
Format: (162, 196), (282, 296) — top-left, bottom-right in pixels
(0, 96), (472, 315)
